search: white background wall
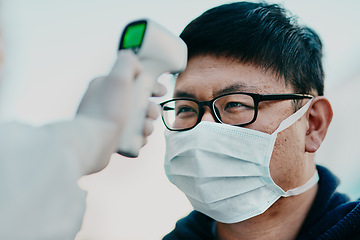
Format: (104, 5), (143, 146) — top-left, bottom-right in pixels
(1, 0), (360, 239)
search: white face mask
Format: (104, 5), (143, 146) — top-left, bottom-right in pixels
(164, 99), (318, 224)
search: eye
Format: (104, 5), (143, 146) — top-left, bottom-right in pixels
(224, 101), (253, 110)
(176, 106), (197, 116)
(226, 102), (243, 108)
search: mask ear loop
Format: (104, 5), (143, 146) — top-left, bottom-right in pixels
(272, 98), (313, 136)
(282, 170), (319, 197)
(270, 98), (318, 197)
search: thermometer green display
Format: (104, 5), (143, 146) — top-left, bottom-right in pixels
(120, 21), (146, 50)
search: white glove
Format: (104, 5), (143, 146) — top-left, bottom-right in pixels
(75, 50), (166, 174)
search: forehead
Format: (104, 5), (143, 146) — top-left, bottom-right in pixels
(174, 55), (291, 99)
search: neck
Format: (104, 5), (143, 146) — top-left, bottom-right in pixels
(216, 183), (318, 240)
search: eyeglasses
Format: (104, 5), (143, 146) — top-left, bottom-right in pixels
(160, 92), (313, 131)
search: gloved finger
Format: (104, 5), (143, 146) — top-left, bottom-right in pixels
(143, 118), (154, 137)
(108, 50), (142, 86)
(152, 81), (167, 97)
(146, 101), (160, 121)
(142, 137), (148, 147)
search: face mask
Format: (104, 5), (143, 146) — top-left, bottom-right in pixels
(164, 99), (318, 223)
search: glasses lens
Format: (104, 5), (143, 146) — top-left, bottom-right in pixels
(161, 100), (199, 130)
(213, 93), (255, 125)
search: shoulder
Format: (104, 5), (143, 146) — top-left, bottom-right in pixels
(318, 200), (360, 239)
(299, 199), (360, 240)
(299, 165), (360, 239)
(163, 211), (215, 240)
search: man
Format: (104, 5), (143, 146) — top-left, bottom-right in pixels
(161, 2), (360, 239)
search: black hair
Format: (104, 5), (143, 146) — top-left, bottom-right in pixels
(180, 1), (324, 96)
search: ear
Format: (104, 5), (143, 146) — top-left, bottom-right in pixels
(305, 97), (333, 153)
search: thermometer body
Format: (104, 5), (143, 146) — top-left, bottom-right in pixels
(117, 19), (187, 157)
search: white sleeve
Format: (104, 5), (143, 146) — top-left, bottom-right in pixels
(0, 117), (116, 240)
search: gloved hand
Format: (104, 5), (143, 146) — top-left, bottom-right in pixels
(76, 50), (166, 174)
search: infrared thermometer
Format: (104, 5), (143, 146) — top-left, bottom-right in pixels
(117, 19), (187, 157)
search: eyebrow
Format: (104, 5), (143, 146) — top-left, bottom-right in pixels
(173, 83), (257, 99)
(173, 91), (196, 99)
(214, 83), (257, 96)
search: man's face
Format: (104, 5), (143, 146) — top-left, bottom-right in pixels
(173, 55), (312, 190)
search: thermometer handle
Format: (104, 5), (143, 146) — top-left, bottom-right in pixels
(117, 61), (156, 157)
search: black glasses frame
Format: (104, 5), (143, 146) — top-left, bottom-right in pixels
(160, 92), (313, 131)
